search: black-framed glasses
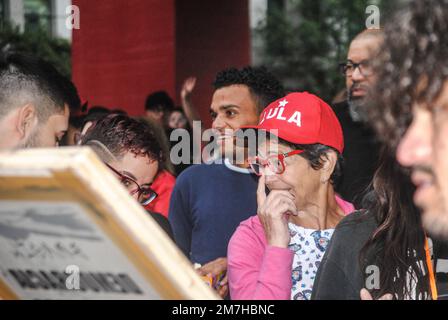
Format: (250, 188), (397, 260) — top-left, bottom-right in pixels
(339, 60), (373, 77)
(105, 163), (158, 206)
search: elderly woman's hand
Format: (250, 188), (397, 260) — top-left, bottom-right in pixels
(257, 175), (298, 248)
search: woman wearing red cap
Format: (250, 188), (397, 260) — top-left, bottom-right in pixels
(227, 92), (355, 300)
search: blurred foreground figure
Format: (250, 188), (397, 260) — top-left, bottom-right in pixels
(0, 53), (80, 150)
(366, 0), (448, 239)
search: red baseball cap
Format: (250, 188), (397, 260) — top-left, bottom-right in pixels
(241, 92), (344, 153)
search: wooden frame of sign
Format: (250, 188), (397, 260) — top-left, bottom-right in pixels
(0, 147), (219, 300)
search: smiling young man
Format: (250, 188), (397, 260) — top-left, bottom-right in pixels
(0, 53), (80, 150)
(209, 82), (260, 159)
(168, 66), (284, 297)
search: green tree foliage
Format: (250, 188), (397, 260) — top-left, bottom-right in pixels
(0, 22), (71, 78)
(256, 0), (394, 103)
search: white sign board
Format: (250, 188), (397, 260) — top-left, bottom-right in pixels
(0, 147), (218, 300)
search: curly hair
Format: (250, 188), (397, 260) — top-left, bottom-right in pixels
(367, 0), (448, 149)
(80, 114), (164, 165)
(213, 66), (285, 114)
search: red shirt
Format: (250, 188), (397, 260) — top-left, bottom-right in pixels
(145, 170), (176, 218)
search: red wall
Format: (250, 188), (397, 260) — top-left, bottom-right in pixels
(72, 0), (250, 127)
(175, 0), (250, 128)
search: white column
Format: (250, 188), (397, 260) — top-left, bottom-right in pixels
(249, 0), (268, 65)
(7, 0), (25, 32)
(51, 0), (72, 41)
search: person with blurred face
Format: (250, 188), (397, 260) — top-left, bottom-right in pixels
(167, 107), (189, 130)
(397, 86), (448, 237)
(361, 0), (448, 239)
(79, 113), (173, 238)
(144, 91), (175, 126)
(166, 106), (192, 175)
(333, 30), (383, 209)
(356, 0), (448, 300)
(169, 66), (285, 298)
(227, 92), (354, 300)
(0, 53), (80, 150)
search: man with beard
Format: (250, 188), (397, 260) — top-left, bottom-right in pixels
(0, 53), (80, 150)
(332, 30), (383, 208)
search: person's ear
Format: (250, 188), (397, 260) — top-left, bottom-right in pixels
(320, 150), (338, 184)
(16, 104), (37, 138)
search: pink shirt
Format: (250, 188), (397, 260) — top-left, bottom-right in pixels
(227, 195), (355, 300)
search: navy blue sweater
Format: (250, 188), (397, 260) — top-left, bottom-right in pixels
(168, 160), (258, 265)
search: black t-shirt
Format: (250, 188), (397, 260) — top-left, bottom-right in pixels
(332, 101), (380, 209)
(312, 210), (448, 300)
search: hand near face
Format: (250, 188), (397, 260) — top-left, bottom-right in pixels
(257, 175), (298, 248)
(197, 257), (228, 298)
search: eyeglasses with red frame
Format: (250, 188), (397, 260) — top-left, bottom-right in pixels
(248, 150), (304, 176)
(105, 163), (158, 205)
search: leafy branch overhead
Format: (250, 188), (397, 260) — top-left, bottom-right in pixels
(0, 22), (71, 78)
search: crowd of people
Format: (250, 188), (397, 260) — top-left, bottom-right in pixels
(1, 0), (448, 300)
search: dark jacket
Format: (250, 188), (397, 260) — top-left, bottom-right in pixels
(311, 210), (376, 300)
(332, 101), (380, 209)
(312, 210), (448, 300)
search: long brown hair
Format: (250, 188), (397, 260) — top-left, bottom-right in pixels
(359, 146), (429, 299)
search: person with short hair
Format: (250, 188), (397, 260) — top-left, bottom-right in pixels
(167, 107), (189, 130)
(333, 29), (383, 208)
(169, 66), (285, 298)
(78, 113), (173, 238)
(0, 53), (80, 150)
(227, 92), (354, 300)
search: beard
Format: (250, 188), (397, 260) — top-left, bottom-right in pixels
(423, 208), (448, 240)
(422, 182), (448, 240)
(21, 126), (41, 149)
(347, 95), (369, 124)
